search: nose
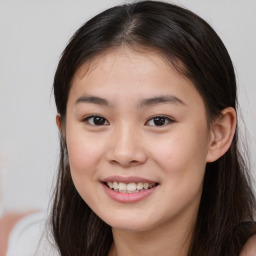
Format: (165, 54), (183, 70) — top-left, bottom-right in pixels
(107, 124), (147, 167)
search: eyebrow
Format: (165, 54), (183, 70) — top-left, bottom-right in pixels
(139, 95), (185, 107)
(75, 95), (185, 107)
(75, 96), (110, 106)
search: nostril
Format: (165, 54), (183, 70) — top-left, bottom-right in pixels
(109, 159), (139, 167)
(110, 160), (119, 165)
(107, 144), (147, 167)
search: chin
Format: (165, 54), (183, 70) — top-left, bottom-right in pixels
(101, 213), (159, 232)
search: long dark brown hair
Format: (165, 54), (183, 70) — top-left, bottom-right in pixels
(51, 1), (256, 255)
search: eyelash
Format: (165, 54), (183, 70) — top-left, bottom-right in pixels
(83, 115), (174, 127)
(145, 115), (174, 127)
(83, 115), (110, 126)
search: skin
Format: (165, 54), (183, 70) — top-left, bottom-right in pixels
(0, 211), (36, 256)
(240, 235), (256, 256)
(57, 47), (237, 256)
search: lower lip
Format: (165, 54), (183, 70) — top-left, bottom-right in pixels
(102, 183), (158, 203)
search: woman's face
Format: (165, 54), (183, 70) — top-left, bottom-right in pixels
(64, 47), (212, 232)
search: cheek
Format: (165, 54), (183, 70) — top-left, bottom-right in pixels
(65, 132), (106, 206)
(66, 131), (104, 178)
(149, 125), (209, 182)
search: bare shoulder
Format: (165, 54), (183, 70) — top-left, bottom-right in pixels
(240, 235), (256, 256)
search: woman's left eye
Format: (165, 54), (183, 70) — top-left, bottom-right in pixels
(146, 116), (174, 126)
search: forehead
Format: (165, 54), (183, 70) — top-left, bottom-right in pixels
(70, 47), (204, 109)
(75, 47), (178, 78)
(73, 47), (190, 88)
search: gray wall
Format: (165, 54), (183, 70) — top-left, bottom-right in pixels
(0, 0), (255, 215)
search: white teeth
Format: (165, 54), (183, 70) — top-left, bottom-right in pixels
(137, 182), (144, 190)
(127, 183), (137, 192)
(113, 181), (119, 190)
(118, 182), (127, 191)
(143, 183), (149, 189)
(106, 181), (156, 193)
(107, 182), (113, 189)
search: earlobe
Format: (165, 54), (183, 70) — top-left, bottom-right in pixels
(56, 114), (62, 130)
(206, 107), (237, 162)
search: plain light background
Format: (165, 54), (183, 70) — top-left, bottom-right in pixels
(0, 0), (255, 215)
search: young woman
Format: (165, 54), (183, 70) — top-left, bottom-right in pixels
(50, 1), (256, 255)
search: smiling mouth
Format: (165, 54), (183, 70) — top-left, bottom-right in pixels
(104, 181), (159, 193)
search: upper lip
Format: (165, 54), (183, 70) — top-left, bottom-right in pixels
(101, 175), (159, 184)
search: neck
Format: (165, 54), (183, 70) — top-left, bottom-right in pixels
(109, 216), (195, 256)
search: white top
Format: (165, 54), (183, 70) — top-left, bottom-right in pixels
(6, 211), (59, 256)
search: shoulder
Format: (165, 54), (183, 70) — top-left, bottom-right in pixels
(0, 212), (31, 256)
(239, 234), (256, 256)
(6, 211), (59, 256)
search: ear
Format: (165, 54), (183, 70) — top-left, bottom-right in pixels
(56, 114), (62, 130)
(206, 107), (236, 162)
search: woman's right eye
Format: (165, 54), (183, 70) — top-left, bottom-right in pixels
(83, 115), (109, 126)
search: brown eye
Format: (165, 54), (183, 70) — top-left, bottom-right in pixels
(146, 116), (173, 126)
(84, 115), (109, 126)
